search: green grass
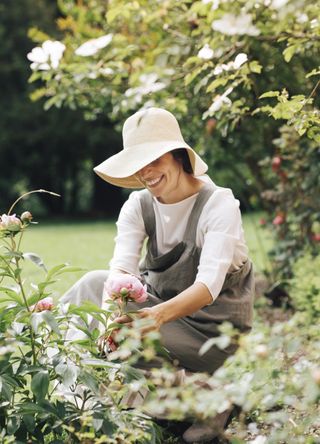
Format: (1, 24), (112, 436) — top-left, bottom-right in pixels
(20, 220), (116, 297)
(17, 213), (272, 297)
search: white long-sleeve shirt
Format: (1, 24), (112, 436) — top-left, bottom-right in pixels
(109, 176), (248, 302)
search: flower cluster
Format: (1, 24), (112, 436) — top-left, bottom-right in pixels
(102, 275), (148, 353)
(0, 211), (33, 237)
(27, 40), (66, 71)
(104, 274), (148, 304)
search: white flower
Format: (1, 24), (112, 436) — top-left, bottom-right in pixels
(75, 34), (113, 57)
(198, 44), (214, 60)
(208, 87), (233, 114)
(27, 40), (65, 71)
(248, 436), (267, 444)
(125, 73), (166, 100)
(213, 53), (248, 75)
(233, 52), (248, 68)
(271, 0), (288, 9)
(212, 13), (260, 36)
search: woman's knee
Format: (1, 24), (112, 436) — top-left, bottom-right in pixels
(79, 269), (109, 286)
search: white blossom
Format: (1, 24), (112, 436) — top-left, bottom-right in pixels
(75, 34), (113, 57)
(27, 40), (65, 71)
(207, 87), (233, 115)
(212, 13), (260, 36)
(125, 73), (166, 100)
(233, 52), (248, 68)
(213, 52), (248, 75)
(271, 0), (288, 9)
(248, 436), (267, 444)
(198, 44), (214, 60)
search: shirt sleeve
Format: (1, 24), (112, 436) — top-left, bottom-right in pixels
(195, 189), (246, 303)
(109, 191), (147, 276)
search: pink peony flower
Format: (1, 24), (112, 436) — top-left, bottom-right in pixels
(104, 274), (148, 304)
(0, 214), (22, 232)
(32, 297), (54, 312)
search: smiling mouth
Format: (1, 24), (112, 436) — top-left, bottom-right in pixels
(145, 176), (163, 187)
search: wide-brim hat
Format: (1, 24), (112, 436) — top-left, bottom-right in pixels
(94, 107), (208, 188)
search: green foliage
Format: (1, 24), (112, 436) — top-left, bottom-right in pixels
(1, 194), (319, 443)
(0, 195), (162, 443)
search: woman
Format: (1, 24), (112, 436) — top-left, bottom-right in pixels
(62, 107), (254, 442)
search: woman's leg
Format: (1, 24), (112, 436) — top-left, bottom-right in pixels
(61, 270), (109, 340)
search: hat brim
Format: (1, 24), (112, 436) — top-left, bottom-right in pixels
(94, 141), (208, 188)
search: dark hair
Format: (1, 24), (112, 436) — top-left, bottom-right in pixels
(171, 148), (193, 174)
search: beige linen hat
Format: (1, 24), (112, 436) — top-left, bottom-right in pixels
(94, 107), (208, 188)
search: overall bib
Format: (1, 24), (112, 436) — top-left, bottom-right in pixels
(128, 183), (255, 374)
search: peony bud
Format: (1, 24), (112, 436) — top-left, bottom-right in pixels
(120, 287), (129, 297)
(0, 214), (22, 232)
(21, 211), (33, 222)
(259, 218), (267, 226)
(33, 297), (54, 312)
(312, 233), (320, 242)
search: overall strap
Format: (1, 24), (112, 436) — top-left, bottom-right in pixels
(184, 183), (215, 242)
(139, 189), (155, 236)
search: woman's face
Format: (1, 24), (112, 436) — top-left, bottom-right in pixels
(137, 152), (184, 203)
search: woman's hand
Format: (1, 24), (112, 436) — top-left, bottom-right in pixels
(114, 306), (164, 335)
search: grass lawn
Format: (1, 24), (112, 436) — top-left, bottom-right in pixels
(18, 212), (272, 299)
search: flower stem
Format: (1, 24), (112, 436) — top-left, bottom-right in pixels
(7, 189), (60, 215)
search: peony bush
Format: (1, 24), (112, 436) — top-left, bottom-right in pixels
(0, 192), (162, 443)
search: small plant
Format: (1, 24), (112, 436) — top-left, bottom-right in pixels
(0, 191), (161, 443)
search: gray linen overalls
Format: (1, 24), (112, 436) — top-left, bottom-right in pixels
(127, 183), (255, 374)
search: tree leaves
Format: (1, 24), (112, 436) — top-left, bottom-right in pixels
(31, 370), (49, 400)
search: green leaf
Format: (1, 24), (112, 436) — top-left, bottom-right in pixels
(249, 61), (262, 74)
(31, 370), (49, 400)
(283, 45), (297, 63)
(306, 68), (320, 78)
(199, 335), (231, 356)
(42, 311), (61, 335)
(259, 91), (280, 99)
(80, 369), (99, 393)
(55, 362), (79, 387)
(7, 416), (20, 434)
(0, 376), (12, 401)
(31, 311), (60, 335)
(22, 414), (35, 432)
(23, 252), (47, 272)
(206, 77), (228, 93)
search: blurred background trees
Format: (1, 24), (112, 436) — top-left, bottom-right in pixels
(0, 0), (123, 217)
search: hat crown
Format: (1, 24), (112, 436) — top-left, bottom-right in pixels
(122, 107), (185, 149)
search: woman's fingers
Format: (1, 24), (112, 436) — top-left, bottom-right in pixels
(114, 314), (132, 324)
